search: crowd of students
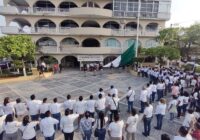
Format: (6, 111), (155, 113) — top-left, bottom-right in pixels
(1, 66), (200, 140)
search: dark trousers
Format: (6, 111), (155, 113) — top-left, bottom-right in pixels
(0, 132), (3, 140)
(151, 92), (156, 102)
(29, 137), (36, 140)
(88, 112), (95, 118)
(45, 134), (55, 140)
(182, 104), (188, 115)
(156, 114), (164, 129)
(64, 132), (74, 140)
(40, 113), (45, 119)
(140, 101), (146, 113)
(177, 106), (182, 118)
(128, 101), (133, 113)
(110, 110), (118, 122)
(157, 90), (163, 101)
(31, 114), (39, 130)
(52, 113), (61, 130)
(143, 117), (152, 136)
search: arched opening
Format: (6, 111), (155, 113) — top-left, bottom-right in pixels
(61, 56), (79, 68)
(146, 23), (158, 31)
(34, 0), (55, 8)
(82, 2), (100, 8)
(38, 56), (58, 65)
(125, 22), (142, 30)
(82, 38), (100, 47)
(9, 18), (31, 33)
(104, 38), (121, 47)
(58, 2), (78, 12)
(8, 0), (29, 7)
(81, 21), (100, 28)
(36, 37), (57, 47)
(145, 39), (158, 48)
(60, 37), (79, 46)
(103, 3), (113, 10)
(124, 39), (141, 48)
(103, 21), (120, 29)
(103, 56), (117, 65)
(60, 20), (79, 28)
(35, 19), (56, 29)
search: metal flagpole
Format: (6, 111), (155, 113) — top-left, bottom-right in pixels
(135, 0), (141, 57)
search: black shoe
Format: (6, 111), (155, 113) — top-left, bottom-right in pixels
(142, 132), (148, 137)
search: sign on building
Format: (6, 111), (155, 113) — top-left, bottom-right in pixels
(77, 55), (103, 62)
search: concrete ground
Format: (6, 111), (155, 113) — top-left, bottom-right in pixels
(0, 69), (183, 140)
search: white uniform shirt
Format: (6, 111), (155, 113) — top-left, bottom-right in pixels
(139, 90), (148, 102)
(39, 103), (50, 114)
(0, 115), (6, 134)
(86, 100), (96, 113)
(3, 121), (21, 134)
(75, 101), (86, 114)
(110, 88), (118, 97)
(109, 97), (119, 110)
(60, 114), (79, 133)
(126, 114), (139, 133)
(0, 104), (4, 116)
(173, 136), (188, 140)
(40, 117), (59, 137)
(14, 103), (27, 116)
(126, 90), (135, 102)
(27, 100), (42, 115)
(178, 96), (185, 106)
(144, 105), (153, 118)
(108, 120), (124, 137)
(155, 103), (166, 115)
(95, 98), (106, 111)
(20, 122), (37, 139)
(63, 100), (75, 110)
(182, 113), (195, 128)
(49, 103), (62, 114)
(3, 102), (15, 115)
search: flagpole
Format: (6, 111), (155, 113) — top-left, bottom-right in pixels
(135, 0), (141, 57)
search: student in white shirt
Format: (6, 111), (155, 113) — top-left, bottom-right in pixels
(168, 95), (178, 122)
(63, 94), (75, 114)
(108, 114), (124, 140)
(3, 114), (21, 140)
(95, 94), (106, 114)
(20, 115), (38, 140)
(80, 111), (95, 140)
(40, 111), (59, 140)
(86, 95), (96, 118)
(75, 96), (86, 116)
(151, 81), (157, 103)
(182, 109), (195, 128)
(146, 83), (152, 103)
(139, 86), (148, 113)
(109, 94), (119, 122)
(174, 126), (190, 140)
(183, 92), (190, 116)
(60, 109), (79, 140)
(110, 85), (118, 98)
(96, 88), (105, 98)
(0, 115), (6, 140)
(126, 87), (135, 113)
(26, 94), (41, 121)
(156, 80), (165, 101)
(177, 92), (185, 118)
(154, 98), (167, 130)
(14, 98), (28, 121)
(3, 97), (15, 115)
(39, 98), (50, 119)
(49, 98), (62, 130)
(125, 108), (139, 140)
(142, 102), (153, 137)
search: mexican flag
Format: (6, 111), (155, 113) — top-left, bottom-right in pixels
(104, 43), (136, 68)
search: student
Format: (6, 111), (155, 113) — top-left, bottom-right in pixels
(2, 114), (21, 140)
(154, 98), (167, 130)
(177, 92), (185, 118)
(39, 98), (50, 119)
(161, 134), (170, 140)
(126, 87), (135, 113)
(14, 98), (27, 121)
(40, 111), (59, 140)
(182, 109), (195, 128)
(0, 115), (6, 140)
(109, 94), (119, 122)
(110, 85), (118, 98)
(3, 97), (15, 115)
(95, 111), (108, 140)
(80, 111), (95, 140)
(60, 109), (79, 140)
(139, 86), (148, 113)
(183, 92), (190, 116)
(125, 108), (139, 140)
(191, 122), (200, 140)
(173, 126), (190, 140)
(75, 96), (86, 117)
(142, 102), (153, 137)
(95, 94), (106, 114)
(108, 114), (124, 140)
(20, 115), (38, 140)
(49, 98), (62, 130)
(86, 95), (96, 118)
(26, 94), (41, 121)
(168, 95), (178, 122)
(96, 88), (105, 98)
(63, 95), (75, 114)
(151, 81), (157, 103)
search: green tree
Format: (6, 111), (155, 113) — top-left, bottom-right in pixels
(0, 35), (36, 76)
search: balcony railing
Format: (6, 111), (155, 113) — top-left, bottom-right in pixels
(1, 26), (159, 37)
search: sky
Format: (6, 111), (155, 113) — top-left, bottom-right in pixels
(0, 0), (200, 28)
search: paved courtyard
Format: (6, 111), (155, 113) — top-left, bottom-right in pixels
(0, 70), (182, 140)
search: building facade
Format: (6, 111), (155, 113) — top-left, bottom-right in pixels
(0, 0), (171, 68)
